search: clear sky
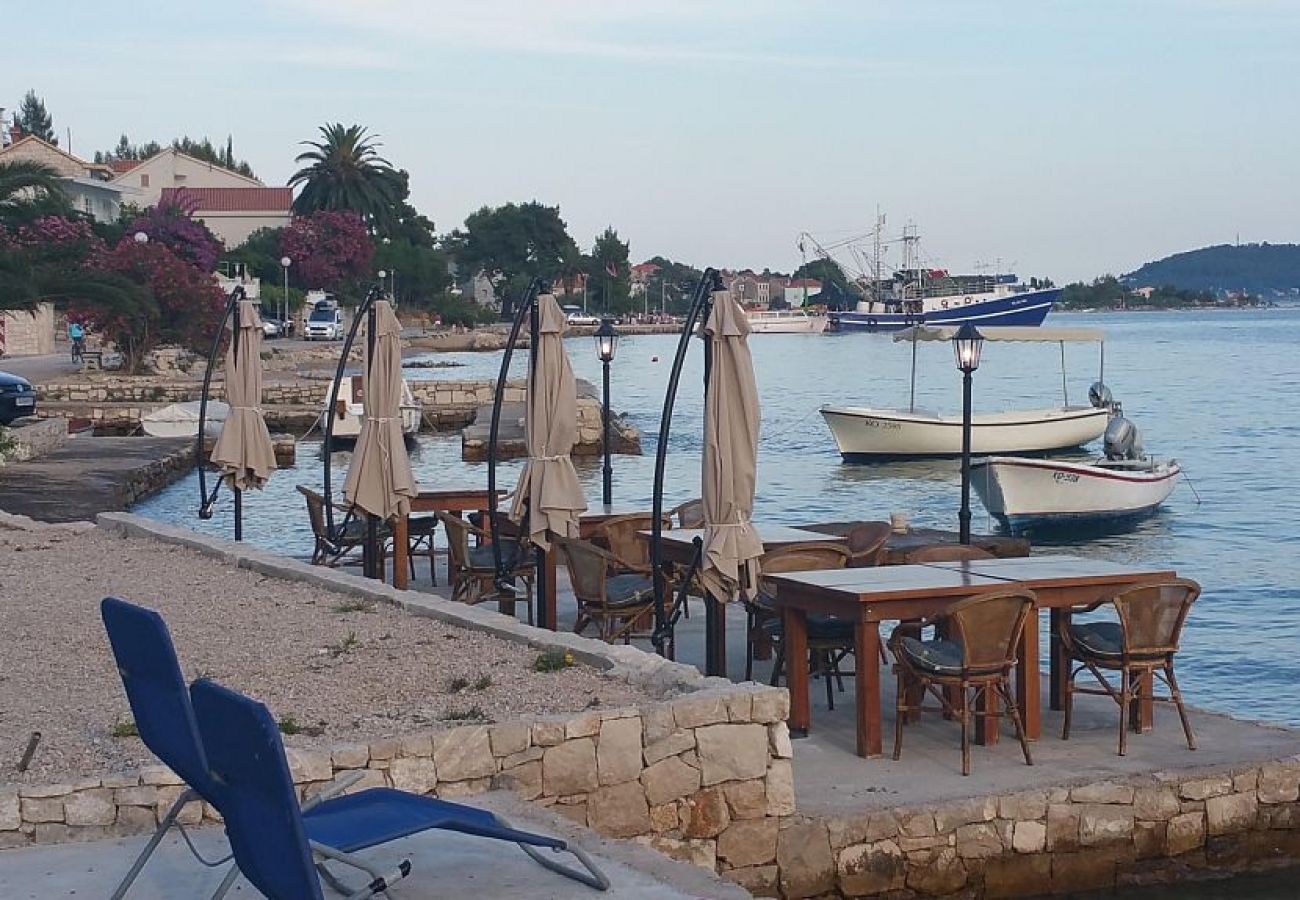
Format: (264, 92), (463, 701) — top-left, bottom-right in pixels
(5, 0), (1298, 282)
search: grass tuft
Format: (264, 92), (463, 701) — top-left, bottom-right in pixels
(111, 719), (139, 738)
(533, 650), (575, 672)
(442, 706), (488, 722)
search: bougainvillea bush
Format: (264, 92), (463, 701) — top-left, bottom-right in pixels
(278, 210), (373, 293)
(127, 190), (223, 273)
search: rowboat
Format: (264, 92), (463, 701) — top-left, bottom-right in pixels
(821, 326), (1113, 460)
(322, 373), (422, 440)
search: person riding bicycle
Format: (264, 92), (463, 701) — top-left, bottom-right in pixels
(69, 321), (86, 362)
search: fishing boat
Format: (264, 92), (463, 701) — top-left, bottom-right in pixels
(141, 401), (227, 438)
(972, 411), (1180, 532)
(820, 326), (1113, 460)
(323, 373), (422, 440)
(746, 308), (829, 334)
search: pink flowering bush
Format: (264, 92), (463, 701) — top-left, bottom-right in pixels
(279, 211), (373, 291)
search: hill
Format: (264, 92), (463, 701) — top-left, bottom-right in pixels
(1124, 243), (1300, 296)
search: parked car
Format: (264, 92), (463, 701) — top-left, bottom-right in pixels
(304, 302), (345, 340)
(561, 305), (601, 326)
(0, 371), (37, 424)
(260, 314), (287, 339)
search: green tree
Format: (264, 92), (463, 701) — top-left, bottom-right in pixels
(641, 256), (704, 314)
(17, 90), (55, 144)
(587, 226), (632, 314)
(0, 161), (70, 226)
(289, 124), (404, 235)
(446, 201), (581, 317)
(793, 257), (856, 296)
(374, 238), (450, 308)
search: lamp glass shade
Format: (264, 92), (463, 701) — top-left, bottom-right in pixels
(280, 256), (291, 267)
(952, 321), (984, 373)
(594, 319), (619, 363)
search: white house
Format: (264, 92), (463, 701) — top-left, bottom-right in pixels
(109, 148), (264, 209)
(785, 279), (823, 306)
(0, 134), (133, 223)
(159, 186), (293, 248)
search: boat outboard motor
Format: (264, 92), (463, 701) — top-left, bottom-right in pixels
(1089, 381), (1113, 409)
(1103, 409), (1143, 461)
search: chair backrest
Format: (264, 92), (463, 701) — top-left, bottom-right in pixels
(296, 484), (329, 542)
(941, 589), (1036, 675)
(756, 542), (850, 602)
(190, 679), (324, 900)
(554, 536), (616, 605)
(671, 499), (705, 529)
(1112, 579), (1201, 656)
(99, 597), (213, 797)
(594, 513), (671, 571)
(436, 512), (475, 570)
(846, 522), (892, 568)
(903, 544), (996, 564)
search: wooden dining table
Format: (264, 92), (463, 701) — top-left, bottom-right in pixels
(767, 554), (1177, 758)
(650, 525), (848, 676)
(390, 487), (505, 591)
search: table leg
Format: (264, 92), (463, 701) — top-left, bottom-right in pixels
(540, 544), (557, 631)
(393, 516), (409, 591)
(705, 595), (727, 677)
(784, 607), (811, 737)
(1018, 607), (1042, 741)
(1134, 670), (1155, 732)
(856, 616), (883, 757)
(1050, 609), (1067, 711)
(976, 686), (1001, 746)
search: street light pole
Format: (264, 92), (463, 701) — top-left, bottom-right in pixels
(594, 319), (619, 507)
(280, 256), (291, 335)
(951, 322), (985, 545)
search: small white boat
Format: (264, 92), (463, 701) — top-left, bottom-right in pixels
(821, 326), (1112, 460)
(142, 401), (227, 438)
(323, 374), (422, 440)
(972, 413), (1181, 531)
(746, 308), (829, 334)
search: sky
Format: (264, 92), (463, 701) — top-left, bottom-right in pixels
(4, 0), (1298, 282)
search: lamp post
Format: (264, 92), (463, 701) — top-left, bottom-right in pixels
(279, 256), (291, 336)
(133, 231), (148, 244)
(594, 318), (619, 507)
(952, 321), (985, 544)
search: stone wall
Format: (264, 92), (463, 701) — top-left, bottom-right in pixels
(0, 419), (66, 464)
(0, 304), (55, 356)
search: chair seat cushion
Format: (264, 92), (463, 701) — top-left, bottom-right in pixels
(759, 614), (853, 642)
(467, 544), (528, 571)
(606, 574), (655, 608)
(897, 636), (965, 675)
(407, 515), (438, 536)
(1068, 622), (1127, 658)
(338, 520), (392, 542)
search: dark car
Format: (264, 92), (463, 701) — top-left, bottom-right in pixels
(0, 371), (37, 424)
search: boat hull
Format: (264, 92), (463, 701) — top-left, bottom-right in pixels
(326, 406), (422, 440)
(821, 405), (1109, 460)
(829, 288), (1058, 332)
(141, 401), (228, 438)
(747, 312), (829, 334)
(972, 456), (1180, 530)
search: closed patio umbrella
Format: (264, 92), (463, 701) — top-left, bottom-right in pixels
(344, 300), (417, 521)
(210, 300), (276, 492)
(510, 294), (587, 549)
(699, 290), (763, 601)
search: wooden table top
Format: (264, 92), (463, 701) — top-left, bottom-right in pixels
(918, 554), (1176, 586)
(415, 487), (503, 500)
(653, 525), (840, 548)
(766, 564), (1009, 602)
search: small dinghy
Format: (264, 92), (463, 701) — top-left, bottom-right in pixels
(142, 401), (228, 438)
(972, 408), (1180, 532)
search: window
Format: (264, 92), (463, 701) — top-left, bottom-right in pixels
(140, 174), (149, 187)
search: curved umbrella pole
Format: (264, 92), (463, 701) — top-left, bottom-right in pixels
(196, 286), (244, 529)
(322, 285), (382, 547)
(487, 279), (542, 608)
(650, 268), (721, 656)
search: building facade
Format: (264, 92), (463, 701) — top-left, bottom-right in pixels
(0, 134), (132, 223)
(158, 186), (293, 248)
(109, 149), (264, 209)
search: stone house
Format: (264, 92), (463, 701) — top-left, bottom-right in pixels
(108, 148), (264, 210)
(0, 133), (133, 223)
(158, 186), (293, 248)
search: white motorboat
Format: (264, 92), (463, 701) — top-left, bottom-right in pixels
(141, 401), (227, 438)
(746, 308), (829, 334)
(972, 413), (1180, 531)
(323, 373), (422, 440)
(821, 326), (1112, 460)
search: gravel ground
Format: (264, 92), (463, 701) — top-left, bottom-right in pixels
(0, 523), (646, 785)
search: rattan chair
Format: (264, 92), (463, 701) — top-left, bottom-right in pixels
(592, 513), (671, 575)
(846, 522), (893, 568)
(1060, 579), (1201, 756)
(902, 544), (996, 564)
(554, 536), (659, 645)
(297, 485), (386, 568)
(436, 511), (535, 622)
(889, 588), (1037, 776)
(751, 543), (853, 705)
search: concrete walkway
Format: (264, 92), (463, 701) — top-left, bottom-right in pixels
(0, 793), (745, 899)
(0, 437), (190, 522)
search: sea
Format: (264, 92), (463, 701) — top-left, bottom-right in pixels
(135, 308), (1300, 896)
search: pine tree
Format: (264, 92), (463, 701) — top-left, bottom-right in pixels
(17, 90), (56, 144)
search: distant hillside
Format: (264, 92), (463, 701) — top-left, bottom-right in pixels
(1124, 243), (1300, 296)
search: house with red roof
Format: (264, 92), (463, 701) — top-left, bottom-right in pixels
(159, 186), (293, 248)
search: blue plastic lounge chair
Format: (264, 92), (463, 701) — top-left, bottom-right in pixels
(100, 597), (361, 899)
(191, 677), (610, 899)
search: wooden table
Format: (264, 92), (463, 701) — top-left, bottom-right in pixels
(391, 487), (505, 591)
(768, 555), (1176, 758)
(652, 526), (846, 676)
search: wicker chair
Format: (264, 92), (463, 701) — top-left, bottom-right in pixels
(889, 588), (1037, 776)
(750, 543), (853, 706)
(435, 511), (535, 622)
(592, 513), (672, 575)
(846, 522), (893, 568)
(669, 499), (706, 529)
(297, 485), (386, 568)
(1060, 579), (1201, 756)
(554, 536), (659, 645)
(902, 544), (996, 564)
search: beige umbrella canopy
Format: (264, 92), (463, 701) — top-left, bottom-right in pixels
(210, 300), (276, 491)
(510, 294), (587, 549)
(699, 290), (764, 601)
(344, 300), (418, 520)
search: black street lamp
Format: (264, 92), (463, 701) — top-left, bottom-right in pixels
(952, 322), (985, 544)
(594, 318), (619, 506)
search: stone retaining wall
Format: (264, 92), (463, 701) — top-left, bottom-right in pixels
(119, 444), (195, 506)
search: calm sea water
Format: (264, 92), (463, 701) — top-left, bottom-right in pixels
(136, 309), (1300, 728)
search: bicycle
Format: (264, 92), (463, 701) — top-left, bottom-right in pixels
(71, 337), (85, 364)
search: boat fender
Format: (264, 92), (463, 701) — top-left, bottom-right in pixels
(940, 299), (949, 309)
(964, 296), (972, 305)
(867, 317), (877, 328)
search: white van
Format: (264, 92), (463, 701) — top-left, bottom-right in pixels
(304, 300), (344, 340)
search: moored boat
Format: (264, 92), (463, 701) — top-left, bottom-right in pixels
(746, 308), (829, 334)
(323, 373), (422, 440)
(829, 285), (1058, 332)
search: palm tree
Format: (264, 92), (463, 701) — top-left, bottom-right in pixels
(289, 124), (404, 235)
(0, 160), (70, 226)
